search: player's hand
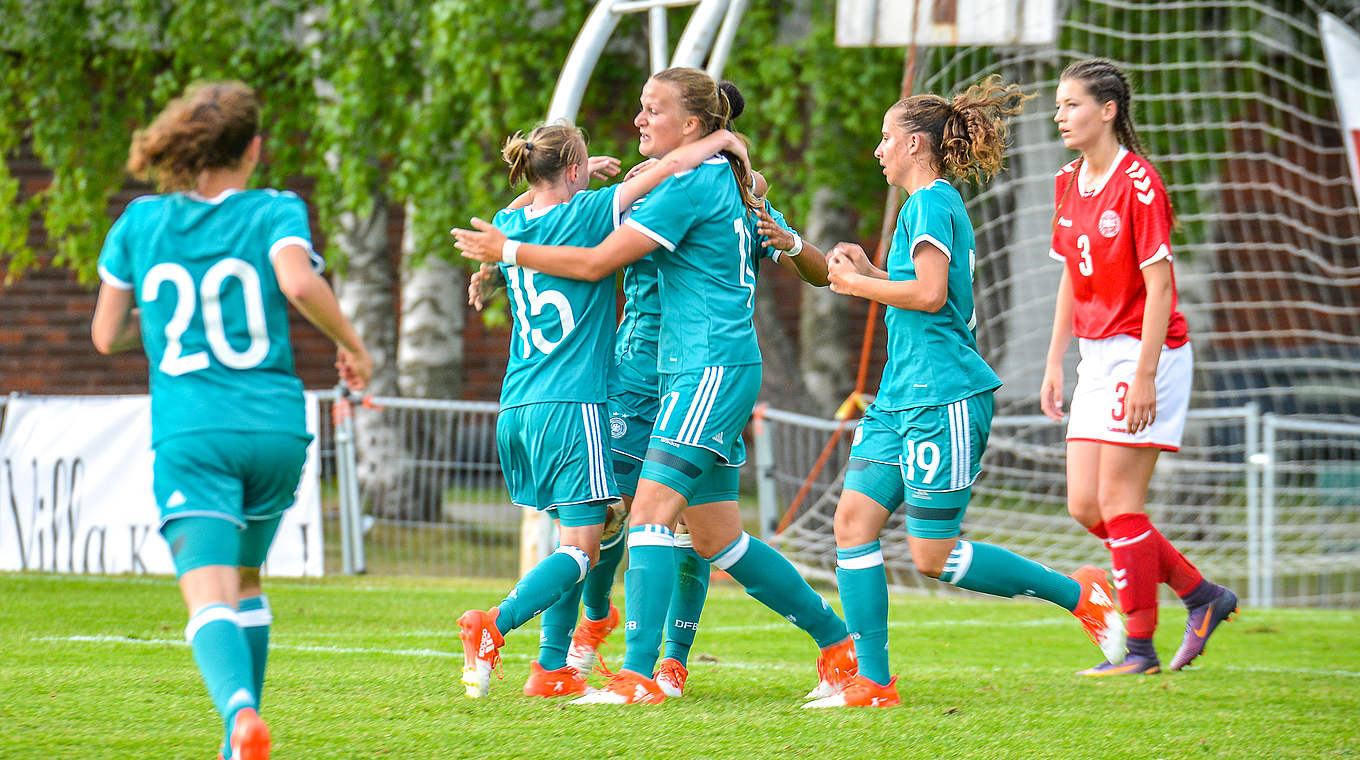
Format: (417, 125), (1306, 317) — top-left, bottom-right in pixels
(588, 155), (621, 181)
(467, 263), (501, 311)
(709, 129), (749, 170)
(756, 209), (795, 251)
(830, 242), (875, 276)
(1124, 376), (1157, 434)
(337, 346), (373, 391)
(826, 251), (859, 296)
(451, 218), (508, 265)
(624, 158), (658, 181)
(1039, 367), (1065, 421)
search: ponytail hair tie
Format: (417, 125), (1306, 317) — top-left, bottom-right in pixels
(524, 140), (535, 152)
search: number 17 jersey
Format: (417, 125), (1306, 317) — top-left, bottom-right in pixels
(97, 189), (316, 445)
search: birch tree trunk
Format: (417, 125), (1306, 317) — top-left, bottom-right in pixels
(798, 186), (856, 411)
(395, 198), (466, 520)
(330, 201), (405, 519)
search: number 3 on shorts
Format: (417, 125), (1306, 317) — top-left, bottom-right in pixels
(904, 439), (940, 485)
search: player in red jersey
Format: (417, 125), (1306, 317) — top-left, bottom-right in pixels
(1041, 59), (1238, 675)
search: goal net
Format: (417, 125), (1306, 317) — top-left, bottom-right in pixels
(769, 0), (1360, 607)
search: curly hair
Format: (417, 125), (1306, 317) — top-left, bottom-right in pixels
(127, 81), (259, 192)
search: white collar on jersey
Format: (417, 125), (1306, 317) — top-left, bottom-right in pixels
(523, 201), (567, 219)
(185, 188), (240, 205)
(1077, 146), (1129, 197)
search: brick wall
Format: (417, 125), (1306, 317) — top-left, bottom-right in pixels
(3, 151), (883, 405)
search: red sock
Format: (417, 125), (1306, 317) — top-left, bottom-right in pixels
(1151, 526), (1204, 596)
(1087, 520), (1109, 541)
(1106, 512), (1160, 639)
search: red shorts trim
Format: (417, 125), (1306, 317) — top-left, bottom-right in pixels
(1067, 436), (1179, 452)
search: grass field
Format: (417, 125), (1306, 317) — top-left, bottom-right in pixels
(2, 573), (1357, 760)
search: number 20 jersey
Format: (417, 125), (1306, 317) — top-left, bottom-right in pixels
(1048, 147), (1188, 347)
(493, 187), (623, 409)
(98, 189), (315, 445)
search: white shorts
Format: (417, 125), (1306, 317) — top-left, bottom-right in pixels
(1067, 334), (1192, 451)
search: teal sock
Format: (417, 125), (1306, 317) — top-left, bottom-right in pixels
(836, 541), (891, 686)
(662, 542), (710, 666)
(583, 534), (626, 621)
(715, 533), (849, 649)
(185, 605), (257, 752)
(537, 579), (584, 671)
(495, 545), (589, 635)
(621, 525), (676, 675)
(236, 595), (271, 706)
(937, 539), (1082, 610)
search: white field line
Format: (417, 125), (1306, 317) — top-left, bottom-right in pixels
(34, 634), (1360, 679)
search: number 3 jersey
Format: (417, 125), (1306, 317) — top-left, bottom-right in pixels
(98, 189), (318, 445)
(1049, 147), (1188, 347)
(493, 186), (624, 409)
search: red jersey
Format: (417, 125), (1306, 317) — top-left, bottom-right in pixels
(1049, 148), (1189, 347)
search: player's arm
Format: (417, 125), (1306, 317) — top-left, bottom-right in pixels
(454, 219), (656, 281)
(756, 207), (828, 286)
(1040, 267), (1076, 421)
(828, 241), (946, 311)
(615, 130), (746, 209)
(91, 284), (141, 354)
(273, 244), (373, 390)
(1125, 258), (1174, 433)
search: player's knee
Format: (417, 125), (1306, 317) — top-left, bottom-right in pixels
(238, 566), (262, 595)
(913, 556), (946, 579)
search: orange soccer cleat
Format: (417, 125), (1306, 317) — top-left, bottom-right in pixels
(1070, 565), (1127, 663)
(523, 661), (588, 697)
(458, 608), (505, 698)
(566, 604), (620, 675)
(803, 636), (858, 699)
(569, 669), (666, 705)
(802, 675), (901, 708)
(654, 658), (689, 697)
(228, 707), (271, 760)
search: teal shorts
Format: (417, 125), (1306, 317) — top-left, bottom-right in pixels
(162, 515), (283, 577)
(639, 364), (760, 503)
(608, 389), (659, 498)
(843, 393), (993, 539)
(153, 430), (310, 529)
(498, 401), (619, 513)
(152, 430), (310, 575)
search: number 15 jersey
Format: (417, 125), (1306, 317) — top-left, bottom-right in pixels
(493, 186), (624, 409)
(98, 189), (317, 445)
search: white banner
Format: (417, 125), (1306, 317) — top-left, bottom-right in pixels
(0, 395), (323, 577)
(1321, 13), (1360, 212)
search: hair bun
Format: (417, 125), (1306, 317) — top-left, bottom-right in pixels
(718, 80), (745, 124)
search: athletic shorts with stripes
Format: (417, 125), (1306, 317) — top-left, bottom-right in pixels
(639, 364), (760, 504)
(607, 389), (659, 498)
(153, 430), (310, 575)
(497, 401), (619, 525)
(843, 392), (993, 539)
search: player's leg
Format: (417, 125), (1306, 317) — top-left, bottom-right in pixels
(802, 473), (900, 710)
(154, 435), (268, 759)
(656, 518), (708, 697)
(462, 403), (613, 697)
(235, 432), (308, 713)
(558, 392), (653, 673)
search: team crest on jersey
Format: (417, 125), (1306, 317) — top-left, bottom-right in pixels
(609, 415), (627, 439)
(1098, 209), (1121, 238)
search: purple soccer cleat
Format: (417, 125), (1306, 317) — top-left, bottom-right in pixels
(1078, 653), (1161, 676)
(1169, 587), (1239, 670)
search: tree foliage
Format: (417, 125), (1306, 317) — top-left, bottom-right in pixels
(0, 0), (908, 286)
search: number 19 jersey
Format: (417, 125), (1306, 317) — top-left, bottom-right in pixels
(97, 189), (317, 445)
(494, 186), (624, 408)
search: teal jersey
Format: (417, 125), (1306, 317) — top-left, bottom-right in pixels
(610, 254), (662, 398)
(97, 189), (320, 445)
(623, 157), (761, 373)
(494, 186), (623, 408)
(876, 179), (1001, 410)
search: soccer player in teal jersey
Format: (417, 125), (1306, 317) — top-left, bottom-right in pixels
(803, 77), (1126, 708)
(90, 81), (372, 759)
(456, 121), (754, 699)
(456, 67), (857, 705)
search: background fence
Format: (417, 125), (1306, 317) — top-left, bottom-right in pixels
(752, 404), (1358, 608)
